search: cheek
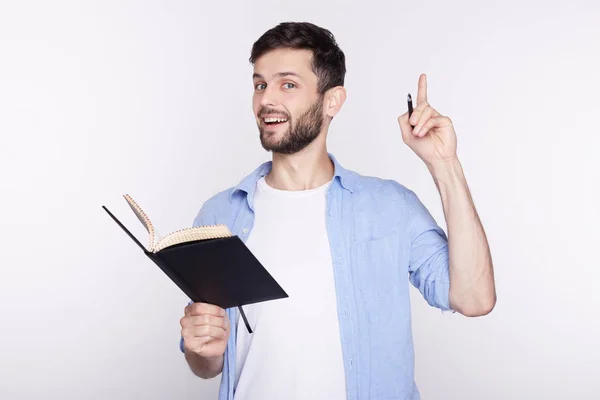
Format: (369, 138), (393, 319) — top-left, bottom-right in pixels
(252, 94), (263, 111)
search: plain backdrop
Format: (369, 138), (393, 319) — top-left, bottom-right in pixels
(1, 1), (599, 399)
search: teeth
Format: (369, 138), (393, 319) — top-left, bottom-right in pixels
(264, 117), (288, 123)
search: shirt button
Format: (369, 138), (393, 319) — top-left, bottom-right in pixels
(242, 228), (249, 234)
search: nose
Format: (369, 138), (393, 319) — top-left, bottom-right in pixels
(259, 85), (281, 108)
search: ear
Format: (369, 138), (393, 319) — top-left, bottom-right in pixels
(324, 86), (347, 119)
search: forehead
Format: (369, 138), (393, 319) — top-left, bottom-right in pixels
(253, 48), (316, 82)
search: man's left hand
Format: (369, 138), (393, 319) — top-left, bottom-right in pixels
(398, 73), (458, 169)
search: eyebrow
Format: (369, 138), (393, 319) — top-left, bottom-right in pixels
(253, 72), (303, 81)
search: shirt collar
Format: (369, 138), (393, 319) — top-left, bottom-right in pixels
(229, 153), (358, 205)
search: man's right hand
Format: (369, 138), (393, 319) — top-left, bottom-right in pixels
(181, 302), (230, 359)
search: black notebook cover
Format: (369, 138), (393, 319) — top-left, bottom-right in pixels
(102, 205), (288, 332)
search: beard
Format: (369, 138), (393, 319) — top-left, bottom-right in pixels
(258, 95), (325, 155)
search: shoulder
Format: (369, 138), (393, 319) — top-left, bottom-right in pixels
(200, 187), (236, 212)
(350, 171), (431, 232)
(351, 171), (419, 206)
(192, 160), (271, 227)
(343, 170), (427, 242)
(354, 171), (445, 236)
(192, 186), (239, 227)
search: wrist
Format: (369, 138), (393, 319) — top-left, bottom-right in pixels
(427, 157), (465, 188)
(185, 349), (224, 378)
(426, 156), (473, 222)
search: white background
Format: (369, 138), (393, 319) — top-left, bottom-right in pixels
(1, 1), (599, 399)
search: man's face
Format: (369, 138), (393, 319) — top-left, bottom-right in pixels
(252, 48), (325, 154)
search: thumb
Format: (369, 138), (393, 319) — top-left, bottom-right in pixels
(397, 112), (414, 144)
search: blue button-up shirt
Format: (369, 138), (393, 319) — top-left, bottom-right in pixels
(181, 153), (453, 400)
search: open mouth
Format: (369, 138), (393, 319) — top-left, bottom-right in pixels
(262, 116), (289, 128)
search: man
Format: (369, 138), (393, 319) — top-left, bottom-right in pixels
(180, 22), (496, 400)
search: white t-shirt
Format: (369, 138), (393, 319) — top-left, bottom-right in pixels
(233, 176), (347, 400)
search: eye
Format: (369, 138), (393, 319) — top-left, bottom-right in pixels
(283, 82), (296, 89)
(255, 83), (266, 90)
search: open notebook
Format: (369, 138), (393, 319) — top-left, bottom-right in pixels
(123, 194), (232, 252)
(102, 194), (289, 333)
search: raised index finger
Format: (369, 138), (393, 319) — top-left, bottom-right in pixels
(416, 73), (428, 105)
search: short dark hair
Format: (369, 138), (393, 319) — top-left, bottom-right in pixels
(249, 22), (346, 95)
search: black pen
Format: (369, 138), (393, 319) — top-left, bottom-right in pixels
(407, 93), (414, 127)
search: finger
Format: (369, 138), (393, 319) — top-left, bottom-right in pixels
(183, 336), (223, 355)
(188, 302), (225, 317)
(416, 73), (428, 106)
(413, 106), (434, 136)
(414, 106), (441, 136)
(182, 334), (206, 350)
(397, 112), (414, 143)
(181, 314), (225, 329)
(417, 115), (453, 137)
(182, 334), (213, 353)
(185, 314), (228, 329)
(409, 102), (426, 126)
(181, 323), (227, 342)
(193, 324), (228, 340)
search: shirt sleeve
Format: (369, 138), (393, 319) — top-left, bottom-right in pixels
(406, 190), (454, 312)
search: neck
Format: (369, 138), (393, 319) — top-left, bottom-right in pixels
(266, 143), (333, 191)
